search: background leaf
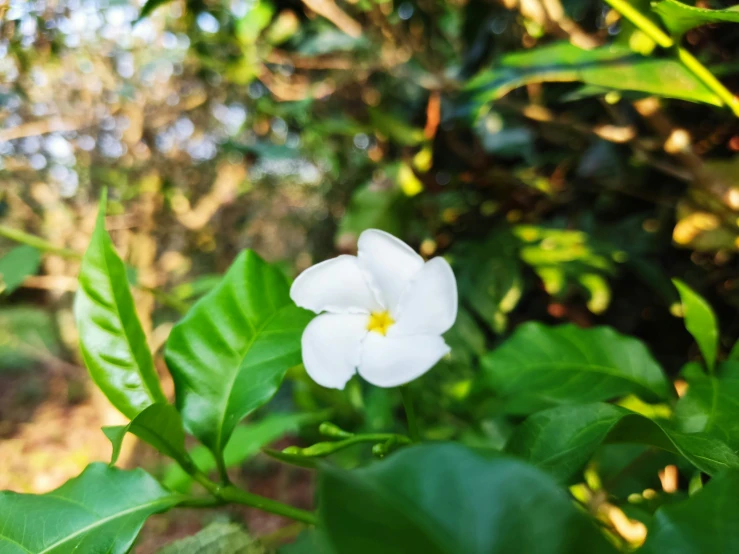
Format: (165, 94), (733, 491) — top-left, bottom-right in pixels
(652, 0), (739, 38)
(0, 463), (182, 553)
(163, 411), (328, 493)
(157, 523), (265, 554)
(74, 191), (166, 419)
(673, 279), (718, 371)
(507, 403), (739, 482)
(103, 402), (191, 468)
(319, 443), (618, 554)
(0, 245), (40, 295)
(639, 470), (739, 553)
(460, 42), (722, 120)
(482, 323), (671, 413)
(165, 250), (313, 457)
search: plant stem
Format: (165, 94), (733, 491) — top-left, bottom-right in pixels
(0, 224), (82, 259)
(215, 454), (232, 486)
(219, 486), (318, 525)
(603, 0), (739, 117)
(189, 469), (317, 524)
(400, 386), (420, 442)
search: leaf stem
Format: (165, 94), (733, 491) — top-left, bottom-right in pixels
(215, 454), (232, 486)
(189, 469), (317, 525)
(400, 386), (421, 442)
(219, 486), (318, 525)
(603, 0), (739, 117)
(0, 224), (83, 259)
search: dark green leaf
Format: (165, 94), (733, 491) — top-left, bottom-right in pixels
(673, 361), (739, 450)
(0, 463), (182, 553)
(158, 523), (265, 554)
(165, 250), (313, 457)
(319, 443), (617, 554)
(507, 403), (739, 482)
(461, 42), (721, 120)
(280, 530), (336, 554)
(0, 245), (40, 295)
(482, 323), (671, 413)
(103, 403), (191, 469)
(163, 411), (327, 493)
(673, 279), (718, 372)
(652, 0), (739, 38)
(74, 190), (166, 419)
(640, 470), (739, 553)
(337, 181), (409, 240)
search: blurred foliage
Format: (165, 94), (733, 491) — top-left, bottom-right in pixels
(2, 0), (739, 550)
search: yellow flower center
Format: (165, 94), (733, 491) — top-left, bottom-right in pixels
(367, 310), (395, 336)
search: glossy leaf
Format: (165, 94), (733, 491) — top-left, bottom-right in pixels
(482, 323), (671, 413)
(319, 443), (618, 554)
(461, 42), (721, 120)
(507, 403), (739, 482)
(158, 523), (265, 554)
(165, 250), (313, 456)
(74, 190), (166, 419)
(0, 463), (182, 553)
(103, 403), (191, 469)
(652, 0), (739, 38)
(640, 470), (739, 553)
(0, 245), (40, 295)
(673, 361), (739, 450)
(673, 279), (718, 372)
(163, 411), (327, 493)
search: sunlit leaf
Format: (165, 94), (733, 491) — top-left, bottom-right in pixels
(165, 250), (313, 457)
(673, 279), (718, 372)
(460, 42), (722, 120)
(0, 463), (182, 553)
(74, 190), (166, 419)
(652, 0), (739, 38)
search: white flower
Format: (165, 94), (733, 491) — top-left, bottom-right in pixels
(290, 229), (458, 389)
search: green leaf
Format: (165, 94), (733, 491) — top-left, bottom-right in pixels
(673, 279), (718, 372)
(673, 361), (739, 450)
(138, 0), (173, 20)
(163, 411), (327, 493)
(280, 530), (336, 554)
(652, 0), (739, 38)
(0, 307), (60, 371)
(319, 443), (617, 554)
(103, 403), (191, 469)
(165, 250), (313, 457)
(0, 245), (40, 295)
(461, 42), (722, 120)
(0, 463), (182, 553)
(74, 190), (166, 419)
(640, 470), (739, 553)
(481, 323), (671, 413)
(158, 523), (265, 554)
(507, 403), (739, 482)
(337, 180), (410, 240)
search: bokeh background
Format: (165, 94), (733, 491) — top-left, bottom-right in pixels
(1, 0), (738, 550)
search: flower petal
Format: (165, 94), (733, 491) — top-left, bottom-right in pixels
(290, 255), (382, 314)
(302, 313), (369, 389)
(357, 229), (424, 313)
(390, 257), (458, 337)
(358, 333), (450, 388)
